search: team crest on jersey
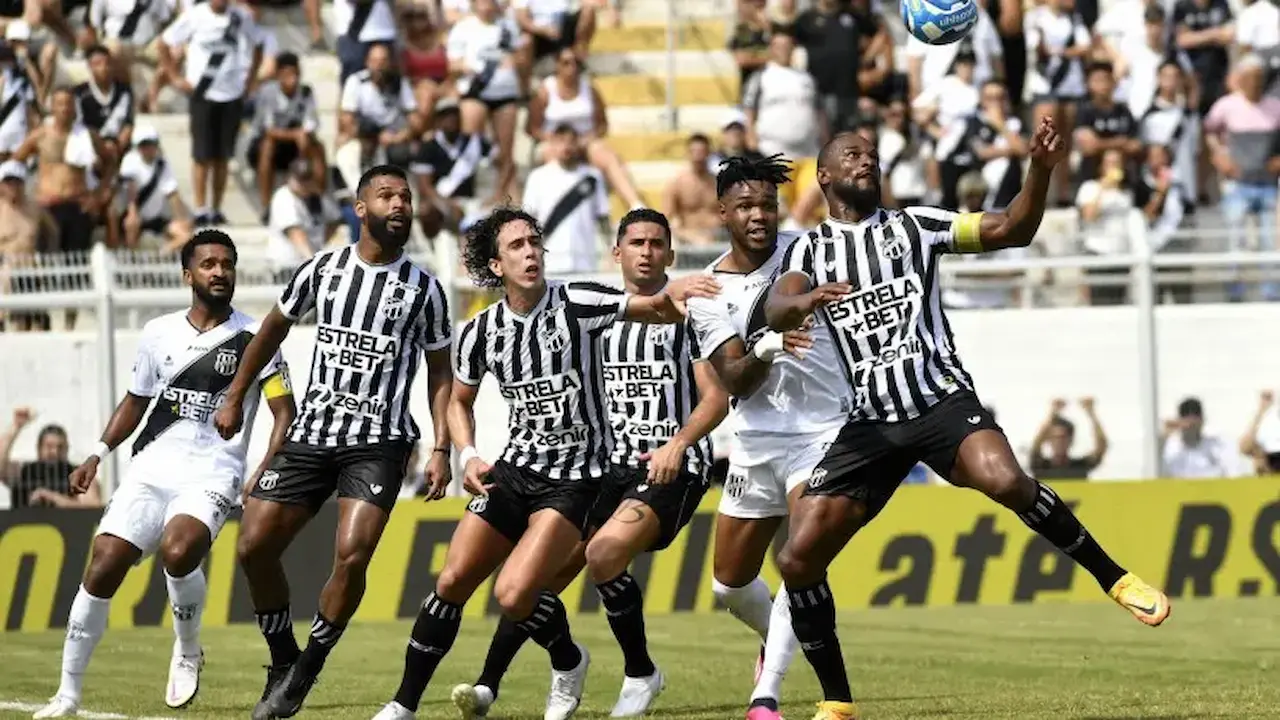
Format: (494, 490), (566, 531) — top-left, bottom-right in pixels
(380, 296), (407, 321)
(648, 325), (673, 345)
(214, 349), (239, 376)
(877, 225), (910, 260)
(539, 314), (568, 352)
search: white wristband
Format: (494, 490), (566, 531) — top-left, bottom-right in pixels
(91, 441), (110, 460)
(752, 331), (786, 363)
(459, 445), (480, 467)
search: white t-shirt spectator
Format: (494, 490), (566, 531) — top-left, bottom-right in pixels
(340, 70), (417, 133)
(333, 0), (398, 43)
(1236, 0), (1280, 51)
(1162, 433), (1236, 478)
(743, 62), (821, 160)
(0, 66), (36, 153)
(446, 15), (523, 102)
(906, 7), (1003, 90)
(1025, 6), (1091, 99)
(523, 161), (608, 274)
(1076, 179), (1135, 255)
(267, 184), (343, 270)
(119, 149), (179, 221)
(514, 0), (574, 28)
(90, 0), (173, 45)
(879, 129), (929, 202)
(913, 75), (980, 160)
(1118, 45), (1194, 119)
(1252, 408), (1280, 455)
(161, 3), (264, 103)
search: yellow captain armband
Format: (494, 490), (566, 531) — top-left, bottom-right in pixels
(953, 212), (985, 254)
(262, 367), (293, 399)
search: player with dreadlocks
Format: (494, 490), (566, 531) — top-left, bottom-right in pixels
(685, 154), (854, 720)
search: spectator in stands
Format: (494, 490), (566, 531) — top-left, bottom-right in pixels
(15, 87), (101, 257)
(335, 0), (399, 86)
(447, 0), (523, 203)
(906, 5), (1003, 104)
(1203, 55), (1280, 300)
(663, 133), (722, 246)
(793, 0), (863, 137)
(1140, 60), (1200, 210)
(1161, 396), (1237, 478)
(248, 52), (325, 217)
(514, 0), (596, 62)
(160, 0), (265, 227)
(411, 97), (493, 241)
(1113, 7), (1197, 121)
(0, 44), (38, 161)
(399, 4), (449, 117)
(267, 159), (342, 281)
(82, 0), (171, 88)
(1234, 0), (1279, 54)
(74, 45), (134, 171)
(523, 123), (609, 274)
(1026, 0), (1091, 205)
(941, 171), (1029, 309)
(967, 80), (1026, 210)
(913, 49), (980, 210)
(116, 125), (192, 252)
(728, 0), (771, 101)
(0, 160), (56, 331)
(0, 408), (100, 509)
(337, 43), (424, 179)
(849, 0), (896, 118)
(1174, 0), (1233, 118)
(527, 47), (645, 210)
(879, 98), (929, 208)
(711, 111), (763, 170)
(1030, 397), (1108, 480)
(1239, 390), (1280, 474)
(1076, 63), (1143, 187)
(1134, 144), (1190, 259)
(1092, 0), (1152, 53)
(6, 21), (54, 104)
(1076, 148), (1137, 305)
(744, 28), (820, 216)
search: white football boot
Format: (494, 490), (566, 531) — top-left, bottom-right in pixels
(165, 650), (204, 708)
(31, 695), (78, 718)
(610, 668), (665, 717)
(372, 701), (416, 719)
(544, 643), (591, 720)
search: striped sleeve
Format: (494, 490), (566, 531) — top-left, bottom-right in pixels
(277, 254), (321, 320)
(685, 317), (707, 362)
(418, 276), (453, 352)
(781, 233), (816, 278)
(907, 206), (984, 254)
(454, 314), (486, 386)
(565, 281), (628, 333)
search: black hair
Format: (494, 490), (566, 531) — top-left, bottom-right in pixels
(1178, 397), (1204, 418)
(37, 424), (67, 446)
(551, 122), (578, 136)
(462, 206), (542, 288)
(715, 153), (791, 198)
(1086, 61), (1115, 78)
(276, 51), (300, 70)
(688, 132), (711, 146)
(85, 44), (111, 60)
(1143, 4), (1166, 23)
(180, 228), (238, 270)
(616, 207), (672, 246)
(356, 164), (409, 199)
(1051, 415), (1075, 438)
(1157, 58), (1184, 76)
(770, 22), (796, 37)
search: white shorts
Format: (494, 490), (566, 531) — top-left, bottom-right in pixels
(717, 426), (842, 519)
(95, 464), (237, 556)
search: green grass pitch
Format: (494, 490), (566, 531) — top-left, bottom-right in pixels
(1, 598), (1277, 719)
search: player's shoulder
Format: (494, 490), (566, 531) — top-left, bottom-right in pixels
(140, 309), (189, 338)
(899, 205), (959, 233)
(228, 309), (262, 334)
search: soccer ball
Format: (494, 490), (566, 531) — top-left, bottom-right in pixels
(900, 0), (979, 45)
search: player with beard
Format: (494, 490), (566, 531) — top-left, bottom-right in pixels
(213, 165), (456, 720)
(684, 155), (853, 720)
(373, 207), (719, 720)
(445, 208), (729, 719)
(34, 230), (296, 718)
(764, 118), (1171, 720)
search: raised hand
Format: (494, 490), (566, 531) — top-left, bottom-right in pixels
(1028, 116), (1068, 169)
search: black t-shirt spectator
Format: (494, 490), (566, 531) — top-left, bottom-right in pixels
(1077, 100), (1138, 179)
(1173, 0), (1233, 110)
(793, 6), (863, 98)
(1030, 454), (1098, 480)
(410, 131), (493, 199)
(728, 21), (770, 91)
(11, 460), (75, 508)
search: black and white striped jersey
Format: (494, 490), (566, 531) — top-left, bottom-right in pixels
(455, 280), (629, 481)
(277, 246), (452, 447)
(782, 207), (982, 422)
(601, 310), (713, 477)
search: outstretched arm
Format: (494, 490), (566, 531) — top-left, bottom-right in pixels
(68, 392), (151, 495)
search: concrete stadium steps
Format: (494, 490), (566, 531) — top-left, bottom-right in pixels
(589, 20), (728, 53)
(594, 74), (737, 106)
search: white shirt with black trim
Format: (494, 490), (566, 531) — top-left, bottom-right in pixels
(267, 185), (343, 270)
(522, 161), (608, 274)
(446, 14), (523, 102)
(161, 3), (265, 103)
(783, 209), (982, 423)
(333, 0), (398, 43)
(277, 246), (453, 447)
(340, 70), (418, 133)
(90, 0), (173, 44)
(454, 280), (629, 481)
(74, 80), (134, 140)
(685, 234), (851, 444)
(119, 149), (179, 221)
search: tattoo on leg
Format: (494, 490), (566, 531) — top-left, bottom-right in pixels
(612, 506), (646, 524)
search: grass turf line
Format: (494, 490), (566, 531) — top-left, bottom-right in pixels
(1, 598), (1277, 719)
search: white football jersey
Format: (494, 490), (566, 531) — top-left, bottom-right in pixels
(128, 309), (290, 481)
(686, 234), (851, 441)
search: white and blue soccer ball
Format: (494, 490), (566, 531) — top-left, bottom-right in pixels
(900, 0), (979, 45)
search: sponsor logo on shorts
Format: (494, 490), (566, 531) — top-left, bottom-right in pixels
(467, 495), (488, 514)
(808, 467), (829, 489)
(725, 468), (747, 499)
(370, 483), (384, 495)
(968, 415), (981, 425)
(258, 470), (280, 491)
(636, 483), (650, 493)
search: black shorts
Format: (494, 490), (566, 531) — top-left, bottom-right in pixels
(119, 214), (170, 236)
(250, 439), (414, 514)
(190, 96), (244, 162)
(467, 460), (598, 544)
(246, 135), (302, 171)
(804, 391), (1001, 520)
(47, 201), (95, 252)
(532, 11), (581, 59)
(587, 465), (708, 551)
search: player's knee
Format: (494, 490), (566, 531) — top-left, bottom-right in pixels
(433, 566), (471, 605)
(493, 580), (538, 620)
(976, 465), (1035, 509)
(82, 537), (131, 597)
(776, 544), (822, 586)
(159, 541), (203, 578)
(584, 534), (631, 583)
(332, 543), (375, 579)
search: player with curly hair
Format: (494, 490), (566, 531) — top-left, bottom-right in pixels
(374, 207), (721, 720)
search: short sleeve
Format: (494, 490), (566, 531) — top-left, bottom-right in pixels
(398, 79), (417, 113)
(906, 206), (983, 253)
(685, 294), (736, 358)
(269, 189), (302, 233)
(446, 22), (469, 62)
(685, 317), (707, 362)
(277, 254), (321, 320)
(454, 315), (486, 386)
(780, 234), (816, 278)
(129, 326), (159, 396)
(1075, 179), (1101, 207)
(339, 75), (361, 113)
(417, 276), (453, 352)
(158, 163), (179, 197)
(302, 87), (320, 133)
(161, 9), (193, 46)
(742, 72), (762, 113)
(119, 151), (143, 184)
(565, 281), (628, 333)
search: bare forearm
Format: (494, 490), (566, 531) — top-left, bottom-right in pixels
(447, 398), (476, 451)
(714, 353), (771, 398)
(673, 395), (727, 451)
(101, 396), (149, 450)
(228, 311), (290, 402)
(764, 293), (810, 331)
(983, 163), (1051, 248)
(428, 371), (453, 451)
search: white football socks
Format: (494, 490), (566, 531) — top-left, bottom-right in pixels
(56, 586), (110, 702)
(166, 568), (206, 657)
(751, 582), (797, 703)
(711, 577), (774, 640)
